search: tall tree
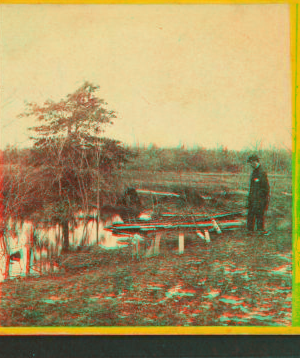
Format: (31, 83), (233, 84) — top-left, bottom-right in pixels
(20, 82), (132, 251)
(24, 82), (115, 145)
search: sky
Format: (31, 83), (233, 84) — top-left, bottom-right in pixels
(0, 4), (292, 150)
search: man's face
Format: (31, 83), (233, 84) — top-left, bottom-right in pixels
(248, 160), (258, 169)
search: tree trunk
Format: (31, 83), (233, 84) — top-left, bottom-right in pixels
(96, 176), (100, 245)
(4, 254), (10, 280)
(25, 245), (31, 276)
(26, 223), (33, 276)
(62, 220), (69, 253)
(96, 215), (99, 245)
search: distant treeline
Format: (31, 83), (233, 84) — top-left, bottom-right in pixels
(125, 145), (292, 174)
(2, 144), (292, 174)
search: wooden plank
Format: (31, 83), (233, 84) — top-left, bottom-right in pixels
(110, 219), (243, 231)
(161, 211), (245, 218)
(136, 189), (180, 197)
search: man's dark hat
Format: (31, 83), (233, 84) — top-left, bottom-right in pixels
(247, 154), (260, 163)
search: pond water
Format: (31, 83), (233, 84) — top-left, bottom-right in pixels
(0, 211), (143, 282)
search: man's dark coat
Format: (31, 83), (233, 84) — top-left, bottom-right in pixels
(248, 164), (270, 210)
(247, 164), (270, 231)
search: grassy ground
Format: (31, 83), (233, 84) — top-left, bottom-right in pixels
(0, 230), (291, 326)
(0, 171), (292, 326)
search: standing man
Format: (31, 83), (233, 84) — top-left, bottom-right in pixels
(247, 154), (270, 233)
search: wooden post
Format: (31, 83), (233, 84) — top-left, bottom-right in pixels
(134, 235), (139, 258)
(131, 236), (138, 258)
(131, 234), (135, 258)
(212, 219), (222, 234)
(145, 239), (154, 256)
(154, 232), (161, 254)
(204, 230), (211, 243)
(179, 232), (184, 254)
(196, 231), (205, 240)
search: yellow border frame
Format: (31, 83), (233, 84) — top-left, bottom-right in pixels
(0, 0), (298, 335)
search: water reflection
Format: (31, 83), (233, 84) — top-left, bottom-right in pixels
(0, 211), (139, 282)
